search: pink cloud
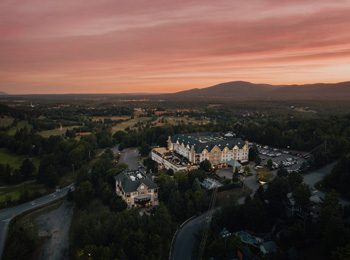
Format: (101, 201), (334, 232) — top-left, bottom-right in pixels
(0, 0), (350, 93)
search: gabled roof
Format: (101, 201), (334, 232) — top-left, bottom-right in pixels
(226, 159), (242, 167)
(171, 132), (246, 153)
(115, 170), (158, 193)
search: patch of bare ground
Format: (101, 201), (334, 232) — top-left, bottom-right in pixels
(36, 199), (74, 260)
(3, 198), (66, 259)
(216, 186), (251, 206)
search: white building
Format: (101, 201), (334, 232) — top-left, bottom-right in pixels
(167, 132), (249, 167)
(151, 147), (189, 172)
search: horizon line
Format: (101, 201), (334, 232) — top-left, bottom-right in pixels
(1, 79), (349, 95)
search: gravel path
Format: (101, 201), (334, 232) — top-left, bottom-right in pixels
(36, 199), (74, 260)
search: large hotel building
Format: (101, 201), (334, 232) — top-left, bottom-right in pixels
(151, 132), (249, 171)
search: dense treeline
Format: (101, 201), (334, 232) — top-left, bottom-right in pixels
(322, 155), (350, 199)
(71, 205), (176, 260)
(73, 149), (128, 211)
(155, 169), (208, 221)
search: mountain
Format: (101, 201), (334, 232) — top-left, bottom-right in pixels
(167, 81), (350, 99)
(0, 91), (8, 95)
(169, 81), (278, 98)
(267, 81), (350, 99)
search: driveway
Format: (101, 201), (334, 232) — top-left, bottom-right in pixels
(119, 148), (141, 170)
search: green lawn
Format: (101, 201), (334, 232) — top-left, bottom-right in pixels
(7, 120), (33, 135)
(0, 148), (40, 178)
(0, 182), (46, 202)
(37, 125), (80, 138)
(112, 117), (152, 133)
(164, 116), (210, 125)
(90, 116), (131, 122)
(0, 117), (14, 127)
(0, 148), (32, 169)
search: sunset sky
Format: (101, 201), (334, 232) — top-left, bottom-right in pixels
(1, 0), (350, 94)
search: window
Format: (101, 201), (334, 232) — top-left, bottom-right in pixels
(141, 192), (145, 195)
(148, 190), (152, 193)
(126, 193), (130, 197)
(133, 192), (137, 195)
(127, 199), (130, 202)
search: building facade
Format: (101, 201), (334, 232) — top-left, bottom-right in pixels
(168, 132), (249, 166)
(115, 170), (159, 208)
(151, 147), (192, 172)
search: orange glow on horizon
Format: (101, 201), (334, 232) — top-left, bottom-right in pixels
(0, 0), (350, 94)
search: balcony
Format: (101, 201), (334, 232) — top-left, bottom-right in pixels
(135, 195), (151, 208)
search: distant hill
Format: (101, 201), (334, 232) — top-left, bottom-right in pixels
(267, 82), (350, 99)
(169, 81), (278, 98)
(0, 91), (8, 95)
(166, 81), (350, 100)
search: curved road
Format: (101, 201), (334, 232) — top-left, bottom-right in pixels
(171, 213), (208, 260)
(0, 185), (74, 260)
(171, 162), (345, 260)
(0, 144), (128, 260)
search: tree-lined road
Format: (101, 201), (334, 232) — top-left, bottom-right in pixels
(0, 185), (74, 260)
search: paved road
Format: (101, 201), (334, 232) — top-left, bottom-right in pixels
(171, 161), (347, 260)
(119, 148), (141, 170)
(111, 144), (120, 155)
(0, 184), (74, 260)
(303, 162), (336, 189)
(302, 162), (350, 206)
(171, 210), (218, 260)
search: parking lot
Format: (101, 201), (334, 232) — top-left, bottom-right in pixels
(257, 145), (307, 173)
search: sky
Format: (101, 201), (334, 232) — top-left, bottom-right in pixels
(1, 0), (350, 94)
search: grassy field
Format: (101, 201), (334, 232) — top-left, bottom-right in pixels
(37, 125), (81, 138)
(0, 117), (14, 127)
(0, 148), (40, 170)
(111, 116), (152, 133)
(7, 120), (33, 135)
(164, 116), (210, 125)
(90, 115), (131, 121)
(0, 182), (47, 202)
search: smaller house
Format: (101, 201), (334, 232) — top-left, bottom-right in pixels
(260, 241), (278, 256)
(115, 170), (159, 208)
(285, 192), (321, 222)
